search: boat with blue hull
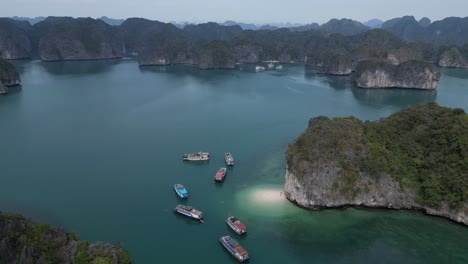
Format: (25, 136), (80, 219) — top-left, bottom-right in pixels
(220, 235), (250, 262)
(174, 205), (204, 222)
(174, 184), (188, 199)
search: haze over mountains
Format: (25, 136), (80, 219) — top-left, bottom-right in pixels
(1, 14), (468, 90)
(7, 15), (468, 45)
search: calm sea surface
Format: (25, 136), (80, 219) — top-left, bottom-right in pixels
(1, 59), (467, 263)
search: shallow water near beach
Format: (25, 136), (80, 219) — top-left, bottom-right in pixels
(1, 60), (467, 263)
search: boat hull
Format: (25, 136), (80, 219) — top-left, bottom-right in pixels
(215, 168), (227, 182)
(220, 236), (249, 263)
(227, 220), (246, 235)
(174, 185), (188, 199)
(224, 153), (234, 166)
(183, 152), (210, 161)
(173, 206), (203, 221)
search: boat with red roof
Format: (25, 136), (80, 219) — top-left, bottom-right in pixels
(226, 216), (247, 235)
(215, 167), (227, 182)
(220, 235), (250, 262)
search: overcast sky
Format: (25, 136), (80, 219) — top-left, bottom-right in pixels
(3, 0), (468, 24)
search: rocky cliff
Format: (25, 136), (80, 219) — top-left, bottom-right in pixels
(0, 212), (133, 264)
(438, 47), (468, 69)
(306, 50), (353, 75)
(355, 60), (440, 89)
(138, 40), (237, 69)
(37, 17), (124, 61)
(0, 59), (21, 94)
(0, 18), (32, 59)
(285, 103), (468, 225)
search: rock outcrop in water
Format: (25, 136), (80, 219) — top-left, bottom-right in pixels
(0, 58), (21, 94)
(355, 60), (440, 89)
(0, 212), (134, 264)
(438, 47), (468, 69)
(285, 103), (468, 225)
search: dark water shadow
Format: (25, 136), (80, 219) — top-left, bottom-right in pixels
(304, 67), (354, 91)
(0, 200), (63, 227)
(172, 212), (204, 225)
(276, 206), (468, 263)
(1, 85), (22, 96)
(39, 59), (122, 76)
(181, 160), (210, 168)
(139, 64), (244, 84)
(352, 87), (437, 108)
(438, 67), (468, 79)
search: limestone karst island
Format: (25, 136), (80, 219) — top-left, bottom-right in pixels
(1, 1), (468, 263)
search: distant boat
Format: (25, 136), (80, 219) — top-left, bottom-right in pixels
(183, 152), (210, 161)
(255, 66), (265, 72)
(224, 152), (234, 166)
(215, 168), (227, 182)
(226, 216), (247, 235)
(174, 205), (204, 221)
(174, 184), (188, 199)
(220, 236), (250, 262)
(267, 63), (275, 69)
(275, 65), (283, 70)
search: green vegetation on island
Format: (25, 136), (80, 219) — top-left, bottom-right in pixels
(287, 103), (467, 214)
(0, 212), (134, 264)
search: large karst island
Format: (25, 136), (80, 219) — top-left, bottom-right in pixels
(285, 103), (468, 225)
(0, 212), (134, 263)
(1, 15), (468, 90)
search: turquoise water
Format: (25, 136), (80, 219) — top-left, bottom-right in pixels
(1, 60), (467, 263)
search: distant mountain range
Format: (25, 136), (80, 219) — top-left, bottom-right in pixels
(382, 16), (468, 46)
(1, 15), (468, 90)
(363, 19), (383, 28)
(1, 16), (467, 76)
(10, 15), (467, 46)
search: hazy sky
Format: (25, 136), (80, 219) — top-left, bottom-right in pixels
(3, 0), (468, 24)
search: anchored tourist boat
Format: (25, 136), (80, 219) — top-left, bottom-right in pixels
(215, 167), (227, 182)
(220, 236), (250, 262)
(226, 216), (247, 235)
(275, 65), (283, 70)
(173, 205), (204, 221)
(224, 152), (234, 166)
(183, 152), (210, 161)
(255, 66), (265, 72)
(173, 184), (188, 199)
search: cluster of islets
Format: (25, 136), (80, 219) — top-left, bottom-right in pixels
(173, 151), (250, 263)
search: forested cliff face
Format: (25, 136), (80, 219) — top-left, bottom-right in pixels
(0, 212), (134, 264)
(285, 103), (468, 225)
(0, 58), (21, 94)
(35, 17), (124, 61)
(438, 46), (468, 69)
(0, 18), (32, 59)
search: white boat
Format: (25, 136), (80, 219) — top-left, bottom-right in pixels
(174, 205), (203, 221)
(275, 65), (283, 70)
(255, 66), (265, 72)
(224, 152), (234, 166)
(183, 152), (210, 161)
(267, 63), (275, 69)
